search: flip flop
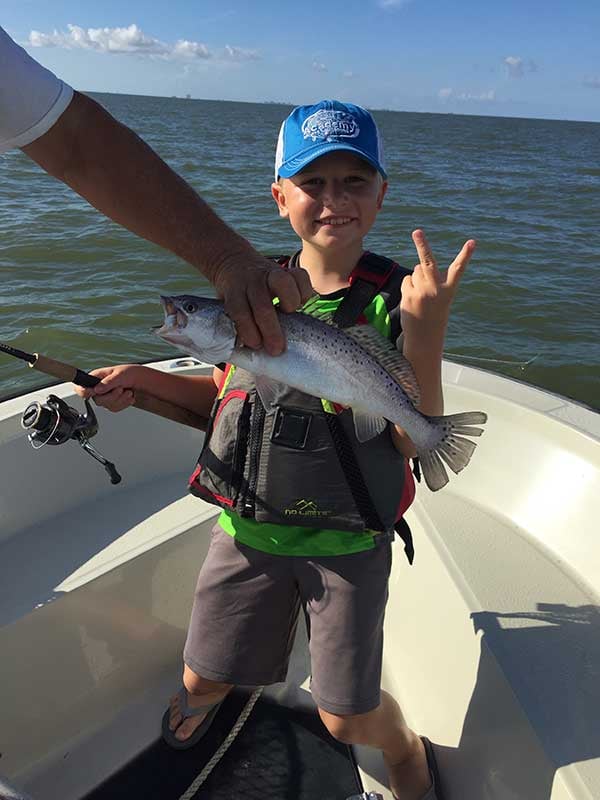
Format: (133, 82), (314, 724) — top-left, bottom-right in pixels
(392, 736), (445, 800)
(161, 687), (224, 750)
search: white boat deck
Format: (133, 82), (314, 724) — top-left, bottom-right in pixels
(1, 359), (599, 800)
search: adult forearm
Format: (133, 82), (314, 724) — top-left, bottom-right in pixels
(22, 92), (254, 282)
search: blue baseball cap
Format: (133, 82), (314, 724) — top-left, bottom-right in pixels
(275, 99), (387, 180)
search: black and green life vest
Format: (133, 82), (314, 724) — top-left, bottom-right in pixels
(189, 251), (418, 562)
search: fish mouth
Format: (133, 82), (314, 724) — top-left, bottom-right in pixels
(155, 296), (188, 336)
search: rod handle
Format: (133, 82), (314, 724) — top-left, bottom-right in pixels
(31, 354), (99, 387)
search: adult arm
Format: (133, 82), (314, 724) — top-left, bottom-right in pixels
(21, 91), (312, 353)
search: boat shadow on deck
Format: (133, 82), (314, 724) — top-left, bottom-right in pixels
(432, 603), (600, 799)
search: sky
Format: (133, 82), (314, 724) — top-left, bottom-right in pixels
(3, 0), (600, 122)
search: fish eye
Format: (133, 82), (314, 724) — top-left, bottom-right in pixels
(183, 301), (198, 314)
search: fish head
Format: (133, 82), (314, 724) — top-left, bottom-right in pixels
(156, 295), (236, 364)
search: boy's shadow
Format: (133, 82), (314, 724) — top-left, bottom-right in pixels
(441, 603), (600, 799)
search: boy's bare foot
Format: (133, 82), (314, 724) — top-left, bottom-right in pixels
(384, 733), (433, 800)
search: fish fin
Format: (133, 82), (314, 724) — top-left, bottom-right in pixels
(254, 375), (286, 412)
(343, 324), (421, 407)
(417, 411), (488, 491)
(352, 410), (388, 442)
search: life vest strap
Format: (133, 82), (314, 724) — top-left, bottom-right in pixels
(333, 251), (398, 328)
(394, 517), (415, 565)
(323, 411), (386, 533)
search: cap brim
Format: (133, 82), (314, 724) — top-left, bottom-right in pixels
(277, 142), (387, 179)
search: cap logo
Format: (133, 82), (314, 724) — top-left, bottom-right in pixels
(301, 109), (360, 143)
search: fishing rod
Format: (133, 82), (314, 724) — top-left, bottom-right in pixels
(1, 342), (208, 484)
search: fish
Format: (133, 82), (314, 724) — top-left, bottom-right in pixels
(156, 295), (487, 491)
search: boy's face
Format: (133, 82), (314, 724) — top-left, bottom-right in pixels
(271, 151), (387, 253)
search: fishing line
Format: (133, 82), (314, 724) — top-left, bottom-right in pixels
(444, 351), (540, 371)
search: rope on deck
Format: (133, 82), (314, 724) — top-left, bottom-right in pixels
(177, 687), (264, 800)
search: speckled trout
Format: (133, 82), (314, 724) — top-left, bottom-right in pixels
(157, 295), (487, 491)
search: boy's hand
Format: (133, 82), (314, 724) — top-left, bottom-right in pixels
(213, 256), (314, 355)
(401, 229), (476, 351)
(73, 364), (143, 412)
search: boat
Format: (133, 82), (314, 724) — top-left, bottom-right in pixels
(1, 357), (599, 800)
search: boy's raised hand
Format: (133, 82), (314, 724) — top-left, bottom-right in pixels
(400, 229), (476, 351)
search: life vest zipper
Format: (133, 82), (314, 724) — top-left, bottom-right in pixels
(241, 397), (266, 517)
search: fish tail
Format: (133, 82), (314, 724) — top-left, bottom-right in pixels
(417, 411), (488, 492)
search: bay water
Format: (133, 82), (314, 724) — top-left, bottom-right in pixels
(1, 94), (598, 409)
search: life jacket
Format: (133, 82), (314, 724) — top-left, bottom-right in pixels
(189, 251), (418, 563)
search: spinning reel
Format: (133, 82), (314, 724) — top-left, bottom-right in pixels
(21, 394), (121, 484)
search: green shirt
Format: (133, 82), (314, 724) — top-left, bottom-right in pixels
(219, 291), (394, 557)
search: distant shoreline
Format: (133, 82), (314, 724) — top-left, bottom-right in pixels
(83, 91), (600, 127)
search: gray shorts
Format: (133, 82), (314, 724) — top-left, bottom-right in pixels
(183, 523), (392, 716)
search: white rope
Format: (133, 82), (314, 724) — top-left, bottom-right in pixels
(177, 687), (264, 800)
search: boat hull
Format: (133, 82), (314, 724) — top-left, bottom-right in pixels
(1, 358), (599, 800)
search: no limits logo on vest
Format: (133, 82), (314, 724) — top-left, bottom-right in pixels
(284, 498), (332, 518)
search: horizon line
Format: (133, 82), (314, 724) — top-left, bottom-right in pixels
(82, 89), (600, 126)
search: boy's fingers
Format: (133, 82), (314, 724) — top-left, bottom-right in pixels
(447, 239), (476, 287)
(412, 229), (437, 270)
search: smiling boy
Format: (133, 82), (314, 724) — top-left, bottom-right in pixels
(164, 100), (477, 800)
(84, 100), (475, 800)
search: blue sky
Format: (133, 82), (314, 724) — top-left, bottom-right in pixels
(3, 0), (600, 121)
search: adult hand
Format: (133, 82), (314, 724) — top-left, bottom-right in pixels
(400, 229), (476, 351)
(21, 91), (313, 357)
(213, 254), (314, 355)
(73, 365), (141, 412)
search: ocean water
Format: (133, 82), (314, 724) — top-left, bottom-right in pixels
(1, 94), (598, 409)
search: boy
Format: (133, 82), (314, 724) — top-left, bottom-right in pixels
(82, 100), (475, 800)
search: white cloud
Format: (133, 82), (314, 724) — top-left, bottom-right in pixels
(223, 45), (260, 61)
(439, 88), (496, 102)
(30, 24), (173, 55)
(583, 76), (600, 89)
(504, 56), (524, 78)
(28, 23), (259, 62)
(503, 55), (537, 78)
(312, 60), (327, 72)
(173, 40), (211, 59)
(342, 70), (356, 79)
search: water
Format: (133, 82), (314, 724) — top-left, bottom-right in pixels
(1, 94), (599, 409)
